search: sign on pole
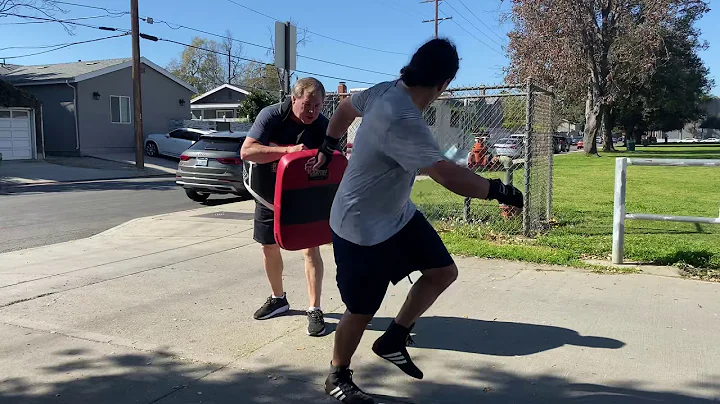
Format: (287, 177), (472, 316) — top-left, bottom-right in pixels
(274, 21), (296, 71)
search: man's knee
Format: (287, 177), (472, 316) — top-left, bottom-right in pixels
(425, 263), (458, 288)
(303, 247), (322, 262)
(261, 244), (280, 255)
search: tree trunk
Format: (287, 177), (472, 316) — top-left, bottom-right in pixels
(601, 106), (615, 152)
(584, 94), (601, 155)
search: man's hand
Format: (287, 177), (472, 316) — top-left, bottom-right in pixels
(287, 144), (308, 154)
(487, 178), (523, 209)
(305, 154), (326, 172)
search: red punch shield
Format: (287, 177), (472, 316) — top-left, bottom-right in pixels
(273, 150), (347, 251)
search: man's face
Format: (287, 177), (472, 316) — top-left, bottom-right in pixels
(291, 91), (324, 124)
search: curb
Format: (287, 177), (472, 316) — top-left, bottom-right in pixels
(0, 174), (175, 190)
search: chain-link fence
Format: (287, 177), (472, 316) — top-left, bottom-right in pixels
(321, 80), (554, 237)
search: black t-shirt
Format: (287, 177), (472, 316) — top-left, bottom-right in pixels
(246, 98), (328, 148)
(243, 98), (329, 211)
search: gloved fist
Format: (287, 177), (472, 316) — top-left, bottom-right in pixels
(314, 136), (339, 170)
(487, 178), (523, 209)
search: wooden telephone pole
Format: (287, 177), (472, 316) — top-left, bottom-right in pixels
(130, 0), (144, 169)
(421, 0), (451, 37)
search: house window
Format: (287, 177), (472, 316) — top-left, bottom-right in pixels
(450, 109), (462, 128)
(424, 106), (436, 126)
(110, 96), (131, 124)
(216, 110), (233, 119)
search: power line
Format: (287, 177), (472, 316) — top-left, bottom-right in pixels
(443, 0), (504, 48)
(454, 0), (507, 43)
(4, 13), (128, 31)
(52, 1), (129, 16)
(156, 37), (378, 86)
(0, 41), (74, 51)
(0, 33), (129, 59)
(47, 1), (395, 77)
(440, 8), (504, 55)
(0, 13), (125, 25)
(224, 0), (407, 56)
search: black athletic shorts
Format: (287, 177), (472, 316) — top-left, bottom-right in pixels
(253, 202), (276, 245)
(332, 210), (455, 315)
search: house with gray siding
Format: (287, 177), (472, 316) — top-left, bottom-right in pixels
(190, 84), (250, 119)
(0, 57), (196, 157)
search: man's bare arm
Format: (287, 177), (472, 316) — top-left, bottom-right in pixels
(326, 97), (361, 140)
(240, 137), (304, 164)
(421, 160), (491, 199)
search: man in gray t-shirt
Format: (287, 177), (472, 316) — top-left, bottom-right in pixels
(309, 39), (524, 403)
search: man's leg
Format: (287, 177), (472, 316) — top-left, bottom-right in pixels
(331, 310), (373, 367)
(371, 211), (457, 380)
(304, 246), (326, 336)
(325, 232), (385, 403)
(394, 264), (458, 328)
(253, 204), (290, 320)
(263, 244), (285, 297)
(303, 247), (323, 308)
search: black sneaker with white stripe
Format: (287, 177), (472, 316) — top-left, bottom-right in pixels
(371, 320), (423, 379)
(253, 295), (290, 320)
(307, 308), (326, 336)
(325, 366), (374, 403)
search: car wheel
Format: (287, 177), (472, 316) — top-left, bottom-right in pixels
(185, 189), (210, 202)
(145, 142), (159, 157)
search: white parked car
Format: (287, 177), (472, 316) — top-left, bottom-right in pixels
(145, 128), (215, 158)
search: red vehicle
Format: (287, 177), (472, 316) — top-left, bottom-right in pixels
(577, 139), (584, 149)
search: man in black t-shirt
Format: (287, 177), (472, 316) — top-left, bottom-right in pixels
(240, 77), (329, 337)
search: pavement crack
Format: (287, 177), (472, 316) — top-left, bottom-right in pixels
(490, 270), (523, 282)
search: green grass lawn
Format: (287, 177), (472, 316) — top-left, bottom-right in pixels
(411, 145), (720, 279)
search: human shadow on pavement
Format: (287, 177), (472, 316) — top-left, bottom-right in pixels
(361, 316), (625, 356)
(0, 347), (714, 404)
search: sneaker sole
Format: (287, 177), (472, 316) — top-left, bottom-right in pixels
(254, 304), (290, 320)
(306, 326), (327, 337)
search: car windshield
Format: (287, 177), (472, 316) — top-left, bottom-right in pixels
(189, 138), (242, 152)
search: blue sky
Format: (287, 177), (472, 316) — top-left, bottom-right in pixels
(1, 0), (718, 95)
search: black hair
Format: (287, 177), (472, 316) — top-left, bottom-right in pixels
(400, 38), (459, 88)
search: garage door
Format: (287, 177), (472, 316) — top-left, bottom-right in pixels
(0, 109), (34, 160)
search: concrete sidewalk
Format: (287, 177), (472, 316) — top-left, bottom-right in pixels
(0, 157), (170, 188)
(88, 152), (179, 175)
(0, 201), (718, 403)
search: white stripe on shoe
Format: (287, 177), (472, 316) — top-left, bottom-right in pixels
(333, 390), (345, 398)
(339, 393), (346, 401)
(382, 352), (403, 359)
(329, 387), (341, 396)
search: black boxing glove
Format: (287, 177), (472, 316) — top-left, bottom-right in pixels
(487, 178), (524, 208)
(316, 136), (340, 170)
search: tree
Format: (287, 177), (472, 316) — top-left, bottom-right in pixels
(501, 94), (526, 130)
(239, 61), (282, 96)
(505, 0), (701, 155)
(220, 30), (244, 85)
(238, 91), (276, 121)
(0, 1), (75, 34)
(613, 2), (712, 141)
(167, 37), (225, 95)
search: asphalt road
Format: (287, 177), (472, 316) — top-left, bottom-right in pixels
(0, 178), (245, 254)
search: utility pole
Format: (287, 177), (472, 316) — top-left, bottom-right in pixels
(130, 0), (144, 169)
(421, 0), (451, 38)
(283, 21), (291, 97)
(227, 49), (231, 83)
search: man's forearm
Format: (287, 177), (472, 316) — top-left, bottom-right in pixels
(240, 144), (293, 164)
(327, 98), (360, 140)
(423, 160), (491, 199)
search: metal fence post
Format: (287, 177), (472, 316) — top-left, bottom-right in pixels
(523, 78), (534, 236)
(546, 88), (554, 222)
(612, 157), (628, 264)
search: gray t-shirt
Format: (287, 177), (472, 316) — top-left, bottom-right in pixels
(330, 80), (443, 246)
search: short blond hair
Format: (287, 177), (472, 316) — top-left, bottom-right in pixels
(292, 77), (326, 99)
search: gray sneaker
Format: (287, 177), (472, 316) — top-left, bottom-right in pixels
(307, 309), (326, 336)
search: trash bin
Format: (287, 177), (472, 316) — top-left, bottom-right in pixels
(627, 139), (636, 151)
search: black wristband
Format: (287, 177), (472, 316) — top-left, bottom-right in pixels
(316, 136), (339, 169)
